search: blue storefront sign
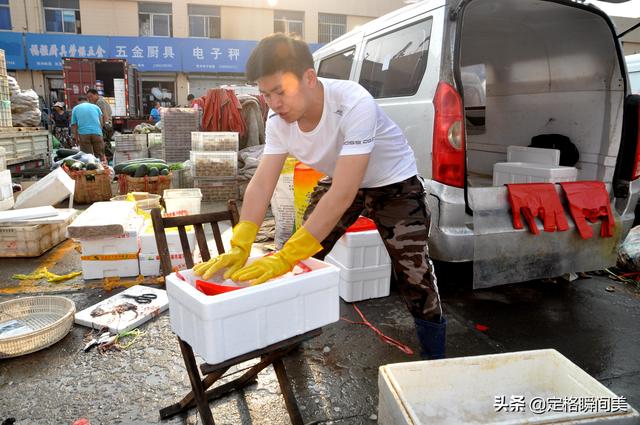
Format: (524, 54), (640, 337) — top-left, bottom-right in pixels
(182, 39), (256, 73)
(0, 32), (26, 70)
(25, 33), (110, 70)
(109, 37), (181, 72)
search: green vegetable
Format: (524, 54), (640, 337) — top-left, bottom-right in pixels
(169, 162), (185, 171)
(134, 164), (148, 178)
(70, 161), (84, 171)
(148, 167), (159, 177)
(160, 168), (170, 176)
(86, 163), (98, 171)
(114, 158), (167, 174)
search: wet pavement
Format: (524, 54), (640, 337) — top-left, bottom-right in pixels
(0, 203), (639, 425)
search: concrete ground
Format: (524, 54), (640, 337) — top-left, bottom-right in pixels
(0, 202), (639, 425)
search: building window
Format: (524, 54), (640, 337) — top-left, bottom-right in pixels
(188, 4), (220, 38)
(318, 48), (355, 80)
(139, 2), (172, 37)
(274, 10), (304, 38)
(359, 18), (432, 99)
(0, 0), (11, 30)
(43, 0), (81, 34)
(318, 13), (346, 43)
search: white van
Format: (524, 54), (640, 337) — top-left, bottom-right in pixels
(313, 0), (640, 288)
(627, 53), (640, 94)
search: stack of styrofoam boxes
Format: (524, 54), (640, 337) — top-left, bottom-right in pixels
(325, 217), (392, 302)
(493, 146), (577, 186)
(138, 217), (196, 276)
(113, 134), (148, 166)
(0, 50), (11, 129)
(113, 78), (127, 117)
(78, 215), (144, 280)
(191, 132), (239, 201)
(163, 108), (199, 163)
(147, 133), (164, 160)
(0, 169), (13, 211)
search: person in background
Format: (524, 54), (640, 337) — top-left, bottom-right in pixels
(150, 101), (161, 122)
(71, 96), (104, 159)
(187, 94), (195, 106)
(50, 102), (72, 148)
(86, 88), (112, 124)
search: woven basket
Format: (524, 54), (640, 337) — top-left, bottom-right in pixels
(0, 296), (76, 359)
(68, 168), (113, 204)
(118, 173), (173, 195)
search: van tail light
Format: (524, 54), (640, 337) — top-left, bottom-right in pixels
(633, 107), (640, 179)
(432, 81), (466, 188)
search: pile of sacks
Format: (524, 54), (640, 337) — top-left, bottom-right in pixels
(8, 76), (41, 127)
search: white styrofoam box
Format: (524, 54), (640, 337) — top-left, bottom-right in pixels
(378, 349), (640, 425)
(0, 196), (13, 212)
(506, 145), (560, 166)
(163, 188), (202, 215)
(79, 215), (144, 255)
(0, 169), (12, 201)
(166, 257), (340, 364)
(327, 229), (391, 269)
(139, 251), (190, 276)
(81, 256), (140, 280)
(139, 218), (196, 254)
(493, 162), (578, 186)
(13, 167), (75, 209)
(325, 255), (391, 302)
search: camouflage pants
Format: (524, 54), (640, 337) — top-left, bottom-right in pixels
(304, 175), (442, 321)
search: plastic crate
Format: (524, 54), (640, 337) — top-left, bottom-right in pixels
(191, 132), (239, 152)
(165, 257), (339, 364)
(190, 151), (237, 178)
(378, 349), (640, 425)
(493, 162), (578, 186)
(147, 133), (163, 147)
(114, 134), (147, 152)
(325, 255), (391, 302)
(113, 149), (149, 166)
(0, 146), (6, 171)
(0, 211), (78, 258)
(163, 188), (202, 215)
(194, 178), (238, 201)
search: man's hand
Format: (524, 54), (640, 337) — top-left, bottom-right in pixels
(231, 226), (322, 285)
(192, 221), (259, 280)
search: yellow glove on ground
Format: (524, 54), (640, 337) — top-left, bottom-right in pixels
(231, 226), (323, 285)
(193, 221), (259, 280)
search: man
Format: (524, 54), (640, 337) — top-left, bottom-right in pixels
(149, 101), (161, 122)
(187, 94), (195, 106)
(86, 88), (112, 124)
(194, 34), (446, 359)
(71, 96), (104, 159)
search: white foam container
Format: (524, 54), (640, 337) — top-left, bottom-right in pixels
(166, 257), (340, 364)
(325, 255), (391, 302)
(163, 188), (202, 215)
(378, 349), (640, 425)
(506, 146), (560, 165)
(139, 219), (196, 253)
(327, 229), (391, 269)
(81, 258), (139, 280)
(139, 251), (189, 276)
(13, 167), (75, 209)
(493, 162), (578, 186)
(78, 216), (144, 255)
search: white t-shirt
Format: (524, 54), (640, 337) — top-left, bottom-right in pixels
(263, 78), (418, 188)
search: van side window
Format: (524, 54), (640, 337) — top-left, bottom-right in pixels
(318, 49), (355, 80)
(359, 18), (432, 98)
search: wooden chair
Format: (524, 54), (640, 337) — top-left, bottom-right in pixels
(151, 200), (319, 425)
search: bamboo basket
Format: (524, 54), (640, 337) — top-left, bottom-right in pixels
(118, 173), (172, 195)
(0, 296), (76, 359)
(67, 168), (113, 204)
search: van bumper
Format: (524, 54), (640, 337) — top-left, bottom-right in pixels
(424, 179), (640, 287)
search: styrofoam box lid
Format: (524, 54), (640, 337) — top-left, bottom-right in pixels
(166, 257), (339, 320)
(326, 255), (391, 281)
(507, 146), (560, 166)
(163, 188), (202, 199)
(338, 229), (384, 248)
(379, 349), (639, 425)
(493, 162), (578, 177)
(13, 168), (75, 210)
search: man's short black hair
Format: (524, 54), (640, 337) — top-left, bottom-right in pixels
(246, 33), (314, 82)
(78, 96), (87, 102)
(86, 88), (99, 95)
(187, 94), (195, 101)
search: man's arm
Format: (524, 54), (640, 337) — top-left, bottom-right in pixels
(240, 153), (288, 226)
(302, 153), (370, 241)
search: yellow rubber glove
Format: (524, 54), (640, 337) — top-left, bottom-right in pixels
(193, 221), (259, 280)
(231, 226), (323, 285)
